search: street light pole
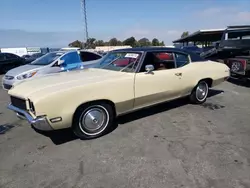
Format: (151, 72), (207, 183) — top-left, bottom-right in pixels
(81, 0), (89, 48)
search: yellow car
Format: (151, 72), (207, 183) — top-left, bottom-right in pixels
(7, 47), (230, 139)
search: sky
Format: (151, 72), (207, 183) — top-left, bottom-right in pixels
(1, 0), (250, 48)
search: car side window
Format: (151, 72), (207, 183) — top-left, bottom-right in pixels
(139, 52), (175, 72)
(61, 52), (81, 65)
(5, 53), (19, 60)
(0, 54), (6, 61)
(80, 52), (101, 62)
(174, 53), (189, 68)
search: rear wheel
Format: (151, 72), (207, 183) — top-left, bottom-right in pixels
(190, 81), (209, 104)
(72, 103), (114, 139)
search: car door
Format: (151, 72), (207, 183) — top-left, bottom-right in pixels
(59, 51), (82, 71)
(173, 52), (195, 96)
(134, 51), (184, 109)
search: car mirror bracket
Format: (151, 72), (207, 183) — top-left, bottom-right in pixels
(145, 64), (154, 74)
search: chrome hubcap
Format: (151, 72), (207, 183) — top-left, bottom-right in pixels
(196, 82), (208, 101)
(79, 105), (109, 136)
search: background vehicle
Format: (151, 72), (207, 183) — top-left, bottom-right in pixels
(0, 53), (26, 74)
(181, 46), (203, 55)
(2, 50), (102, 90)
(7, 47), (229, 140)
(201, 25), (250, 60)
(224, 55), (250, 80)
(22, 54), (31, 59)
(24, 53), (46, 64)
(217, 25), (250, 80)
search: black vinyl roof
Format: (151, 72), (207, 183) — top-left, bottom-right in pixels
(112, 47), (206, 62)
(113, 46), (189, 53)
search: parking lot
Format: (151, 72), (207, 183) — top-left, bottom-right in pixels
(0, 74), (250, 188)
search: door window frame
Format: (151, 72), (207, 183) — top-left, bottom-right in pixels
(5, 53), (20, 60)
(137, 50), (191, 73)
(79, 51), (102, 62)
(172, 52), (191, 69)
(59, 51), (81, 66)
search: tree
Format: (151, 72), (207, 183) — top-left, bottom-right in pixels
(152, 38), (160, 46)
(137, 38), (151, 47)
(159, 41), (165, 46)
(85, 38), (96, 49)
(181, 31), (189, 38)
(69, 37), (165, 48)
(95, 40), (105, 46)
(68, 40), (83, 48)
(104, 41), (110, 46)
(109, 38), (119, 46)
(116, 40), (123, 46)
(123, 37), (137, 47)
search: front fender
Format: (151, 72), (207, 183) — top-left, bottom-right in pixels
(33, 78), (134, 130)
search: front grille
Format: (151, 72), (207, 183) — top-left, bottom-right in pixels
(10, 96), (27, 111)
(3, 84), (12, 90)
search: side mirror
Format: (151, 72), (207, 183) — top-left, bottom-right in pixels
(145, 64), (154, 74)
(58, 59), (65, 65)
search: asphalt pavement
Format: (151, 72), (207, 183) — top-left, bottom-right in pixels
(0, 75), (250, 188)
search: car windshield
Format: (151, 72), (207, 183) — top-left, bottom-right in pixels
(94, 51), (142, 72)
(30, 52), (65, 65)
(30, 53), (43, 58)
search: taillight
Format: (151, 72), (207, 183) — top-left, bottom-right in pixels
(239, 59), (247, 70)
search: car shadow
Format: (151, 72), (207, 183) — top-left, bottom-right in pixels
(117, 89), (223, 125)
(36, 89), (223, 145)
(227, 77), (250, 88)
(0, 124), (15, 134)
(33, 127), (78, 145)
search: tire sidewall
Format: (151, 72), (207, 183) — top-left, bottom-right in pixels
(73, 103), (114, 139)
(196, 81), (208, 103)
(190, 81), (209, 104)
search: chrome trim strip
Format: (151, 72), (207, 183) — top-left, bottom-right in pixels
(135, 51), (147, 73)
(8, 104), (35, 124)
(8, 104), (53, 131)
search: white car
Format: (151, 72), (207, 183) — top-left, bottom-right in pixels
(2, 50), (102, 90)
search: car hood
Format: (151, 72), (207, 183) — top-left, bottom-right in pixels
(8, 68), (130, 101)
(5, 64), (43, 77)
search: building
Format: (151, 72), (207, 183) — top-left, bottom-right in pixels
(173, 28), (226, 47)
(0, 47), (52, 56)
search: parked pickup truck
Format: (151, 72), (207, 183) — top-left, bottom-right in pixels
(224, 55), (250, 80)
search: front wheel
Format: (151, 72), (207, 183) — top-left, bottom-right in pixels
(72, 103), (115, 139)
(189, 81), (209, 104)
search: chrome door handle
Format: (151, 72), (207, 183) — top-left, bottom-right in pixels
(175, 73), (182, 76)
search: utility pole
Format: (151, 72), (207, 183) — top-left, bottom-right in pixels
(81, 0), (89, 48)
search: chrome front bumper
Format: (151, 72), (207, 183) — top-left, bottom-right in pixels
(8, 104), (53, 131)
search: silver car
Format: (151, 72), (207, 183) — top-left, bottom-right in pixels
(2, 50), (102, 90)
